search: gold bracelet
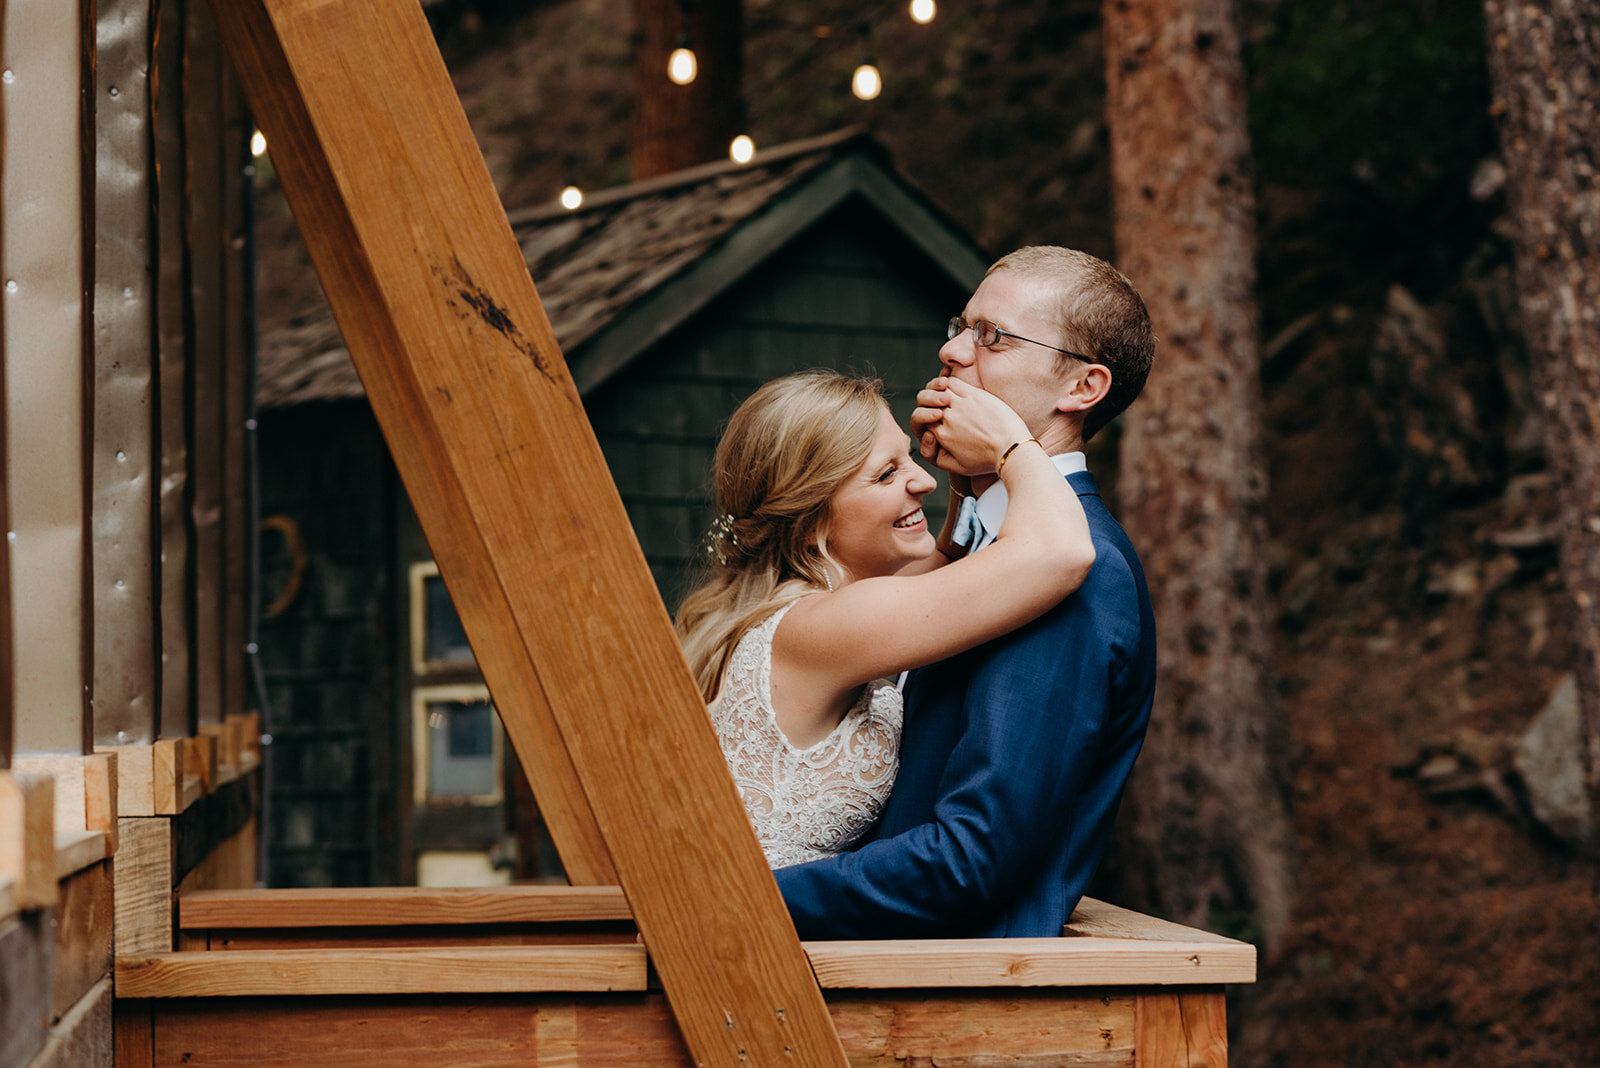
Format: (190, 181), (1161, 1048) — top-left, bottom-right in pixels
(995, 438), (1039, 479)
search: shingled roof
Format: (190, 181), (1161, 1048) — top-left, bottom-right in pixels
(257, 127), (986, 407)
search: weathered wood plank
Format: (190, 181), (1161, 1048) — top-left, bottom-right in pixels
(153, 739), (187, 816)
(827, 989), (1137, 1067)
(0, 913), (51, 1068)
(206, 1), (841, 1064)
(179, 884), (631, 929)
(115, 945), (648, 997)
(53, 859), (115, 1020)
(114, 817), (175, 958)
(146, 996), (687, 1067)
(173, 820), (257, 896)
(1066, 898), (1243, 945)
(54, 830), (109, 880)
(112, 999), (155, 1068)
(35, 976), (115, 1068)
(806, 937), (1257, 989)
(0, 767), (58, 908)
(1134, 990), (1228, 1067)
(134, 990), (1150, 1067)
(191, 924), (640, 950)
(85, 751), (119, 854)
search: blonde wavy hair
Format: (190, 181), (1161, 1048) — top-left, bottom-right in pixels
(676, 370), (886, 702)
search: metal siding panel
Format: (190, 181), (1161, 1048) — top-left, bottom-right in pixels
(3, 0), (92, 754)
(154, 0), (195, 739)
(186, 0), (225, 728)
(221, 72), (250, 725)
(92, 0), (160, 747)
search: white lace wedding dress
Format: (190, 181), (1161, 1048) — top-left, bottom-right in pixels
(708, 603), (902, 868)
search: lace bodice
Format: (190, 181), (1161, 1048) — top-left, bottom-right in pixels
(708, 603), (902, 869)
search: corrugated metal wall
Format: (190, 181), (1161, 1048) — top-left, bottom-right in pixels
(1, 0), (253, 764)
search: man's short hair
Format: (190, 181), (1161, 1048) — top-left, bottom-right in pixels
(988, 246), (1155, 440)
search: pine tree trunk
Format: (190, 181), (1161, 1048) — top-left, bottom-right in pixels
(1483, 0), (1600, 844)
(630, 0), (743, 180)
(1102, 0), (1294, 950)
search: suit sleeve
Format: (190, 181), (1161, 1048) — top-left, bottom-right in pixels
(774, 548), (1143, 939)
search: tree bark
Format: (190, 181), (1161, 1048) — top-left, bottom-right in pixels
(631, 0), (743, 180)
(1483, 0), (1600, 845)
(1102, 0), (1294, 951)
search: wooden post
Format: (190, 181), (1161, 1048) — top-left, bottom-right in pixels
(206, 1), (846, 1063)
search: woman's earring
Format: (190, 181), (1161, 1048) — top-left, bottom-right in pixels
(823, 566), (835, 593)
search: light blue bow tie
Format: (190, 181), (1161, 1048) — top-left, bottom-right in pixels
(951, 495), (985, 549)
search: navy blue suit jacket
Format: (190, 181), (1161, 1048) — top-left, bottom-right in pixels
(775, 470), (1156, 938)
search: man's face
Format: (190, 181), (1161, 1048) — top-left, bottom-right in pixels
(939, 269), (1074, 437)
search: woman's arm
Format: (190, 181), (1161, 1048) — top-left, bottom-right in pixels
(775, 379), (1094, 710)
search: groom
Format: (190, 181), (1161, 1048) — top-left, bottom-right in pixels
(775, 246), (1157, 938)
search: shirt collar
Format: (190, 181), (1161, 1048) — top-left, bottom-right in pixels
(973, 451), (1086, 543)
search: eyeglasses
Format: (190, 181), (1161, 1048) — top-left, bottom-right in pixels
(947, 315), (1094, 363)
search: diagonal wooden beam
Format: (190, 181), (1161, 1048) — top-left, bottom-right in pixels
(207, 0), (847, 1063)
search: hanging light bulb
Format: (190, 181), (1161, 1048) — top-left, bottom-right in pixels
(851, 63), (882, 101)
(667, 34), (698, 85)
(559, 186), (583, 211)
(729, 135), (755, 164)
(909, 0), (936, 24)
(250, 130), (267, 157)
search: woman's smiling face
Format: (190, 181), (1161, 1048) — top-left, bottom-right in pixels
(822, 403), (939, 583)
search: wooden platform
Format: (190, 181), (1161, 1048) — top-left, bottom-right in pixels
(111, 885), (1252, 1066)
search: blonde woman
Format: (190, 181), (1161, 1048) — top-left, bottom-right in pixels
(676, 369), (1094, 868)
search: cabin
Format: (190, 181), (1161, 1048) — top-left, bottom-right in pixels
(253, 127), (986, 888)
(0, 0), (1253, 1064)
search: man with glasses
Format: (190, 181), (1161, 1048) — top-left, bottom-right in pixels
(775, 246), (1158, 938)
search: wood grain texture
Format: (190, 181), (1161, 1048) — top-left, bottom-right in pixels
(52, 859), (115, 1019)
(179, 884), (631, 929)
(131, 989), (1152, 1067)
(101, 745), (155, 817)
(1134, 991), (1228, 1067)
(146, 995), (688, 1066)
(14, 753), (87, 831)
(205, 0), (842, 1064)
(174, 820), (258, 896)
(54, 829), (108, 880)
(114, 816), (175, 958)
(85, 751), (118, 853)
(152, 739), (185, 816)
(112, 1000), (155, 1068)
(0, 913), (52, 1068)
(0, 767), (58, 908)
(32, 976), (115, 1068)
(1065, 898), (1253, 945)
(115, 945), (648, 997)
(827, 989), (1138, 1067)
(806, 937), (1256, 989)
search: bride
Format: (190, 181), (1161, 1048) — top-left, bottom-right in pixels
(675, 369), (1094, 868)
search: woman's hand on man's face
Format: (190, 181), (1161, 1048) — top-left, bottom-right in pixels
(912, 375), (1030, 476)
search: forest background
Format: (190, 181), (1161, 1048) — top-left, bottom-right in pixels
(254, 0), (1599, 1064)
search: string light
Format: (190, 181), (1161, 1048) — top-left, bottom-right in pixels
(910, 0), (936, 23)
(851, 63), (882, 101)
(250, 130), (267, 157)
(559, 186), (583, 210)
(729, 135), (755, 164)
(668, 39), (698, 85)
